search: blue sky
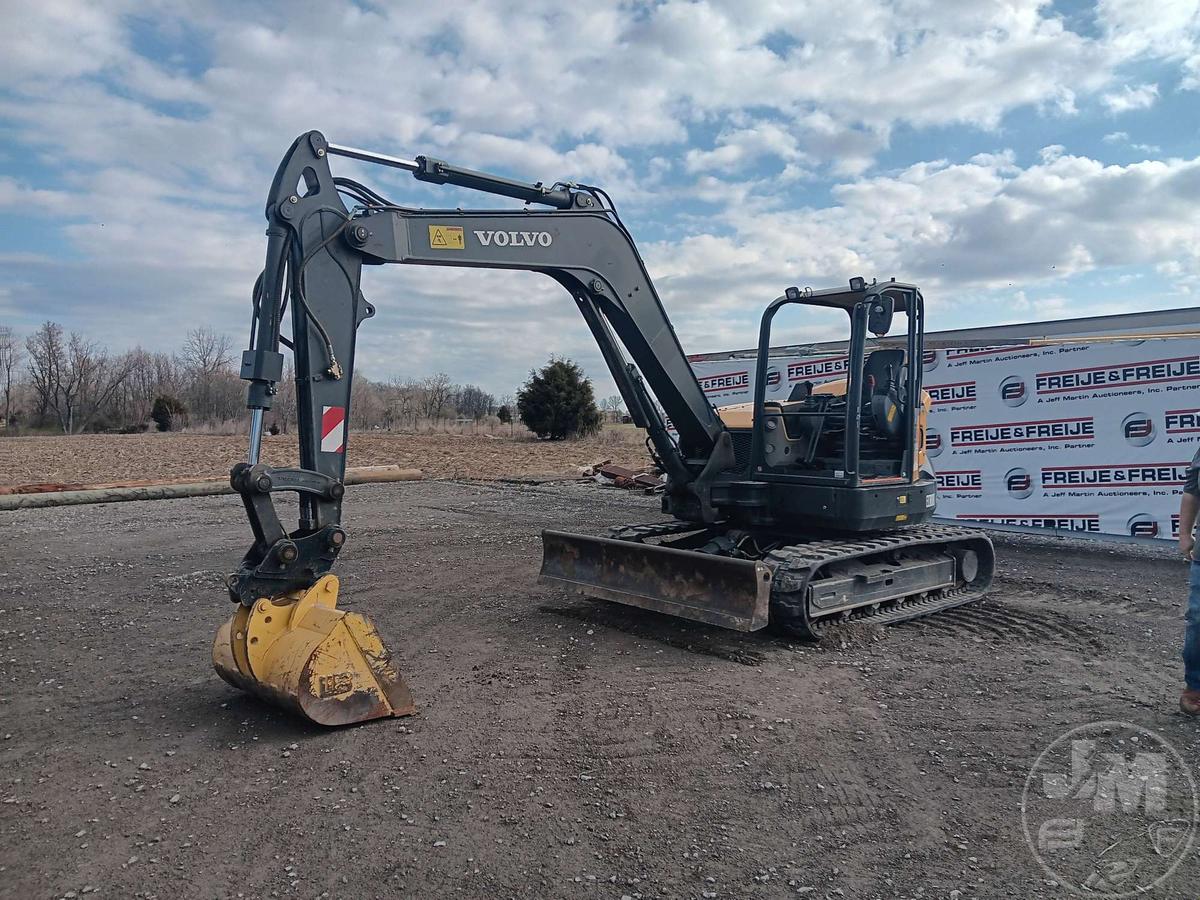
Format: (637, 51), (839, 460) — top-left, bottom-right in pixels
(1, 1), (1198, 397)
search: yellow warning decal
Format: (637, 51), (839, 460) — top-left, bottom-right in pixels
(428, 225), (464, 250)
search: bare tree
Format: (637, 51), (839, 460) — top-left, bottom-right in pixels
(153, 352), (182, 394)
(385, 377), (421, 428)
(25, 321), (65, 426)
(451, 384), (495, 420)
(349, 377), (386, 430)
(26, 321), (133, 433)
(271, 360), (297, 433)
(0, 326), (21, 426)
(179, 327), (241, 424)
(419, 372), (453, 420)
(180, 327), (234, 375)
(111, 347), (179, 426)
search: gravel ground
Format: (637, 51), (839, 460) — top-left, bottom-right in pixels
(1, 480), (1198, 899)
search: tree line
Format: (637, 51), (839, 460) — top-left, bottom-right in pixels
(0, 321), (512, 435)
(0, 321), (628, 439)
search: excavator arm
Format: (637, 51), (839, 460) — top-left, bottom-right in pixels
(231, 130), (729, 607)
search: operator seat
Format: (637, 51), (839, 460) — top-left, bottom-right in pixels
(787, 381), (812, 401)
(863, 349), (905, 440)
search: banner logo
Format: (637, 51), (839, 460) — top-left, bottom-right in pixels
(787, 355), (848, 382)
(1127, 514), (1160, 538)
(947, 345), (1024, 360)
(1036, 356), (1200, 395)
(926, 427), (943, 458)
(936, 470), (982, 492)
(922, 350), (940, 372)
(1166, 408), (1200, 435)
(927, 381), (977, 406)
(765, 366), (783, 394)
(961, 514), (1101, 532)
(1041, 463), (1189, 489)
(1000, 375), (1029, 407)
(1006, 467), (1035, 499)
(1121, 412), (1156, 447)
(950, 417), (1095, 448)
(699, 370), (749, 394)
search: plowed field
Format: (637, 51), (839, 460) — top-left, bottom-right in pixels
(0, 429), (651, 486)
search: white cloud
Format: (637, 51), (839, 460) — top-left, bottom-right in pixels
(684, 120), (807, 174)
(641, 150), (1200, 356)
(1101, 82), (1159, 114)
(0, 178), (76, 214)
(1101, 130), (1163, 155)
(1007, 289), (1072, 321)
(1185, 53), (1200, 89)
(1097, 0), (1200, 60)
(1, 1), (1198, 394)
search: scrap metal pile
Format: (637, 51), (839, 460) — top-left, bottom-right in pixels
(587, 461), (666, 493)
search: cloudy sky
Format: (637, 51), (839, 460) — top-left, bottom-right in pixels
(1, 0), (1198, 397)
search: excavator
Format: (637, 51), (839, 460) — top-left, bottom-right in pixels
(213, 131), (994, 725)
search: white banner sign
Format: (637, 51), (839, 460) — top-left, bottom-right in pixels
(686, 337), (1200, 541)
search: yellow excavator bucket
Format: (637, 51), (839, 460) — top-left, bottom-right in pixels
(212, 575), (414, 726)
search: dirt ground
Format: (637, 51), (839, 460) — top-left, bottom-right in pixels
(2, 479), (1199, 899)
(0, 429), (652, 487)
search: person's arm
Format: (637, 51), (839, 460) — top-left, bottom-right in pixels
(1183, 492), (1198, 560)
(1183, 458), (1199, 560)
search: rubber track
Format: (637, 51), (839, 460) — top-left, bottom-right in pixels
(606, 520), (993, 631)
(763, 524), (994, 630)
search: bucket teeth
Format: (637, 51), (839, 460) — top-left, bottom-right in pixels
(213, 575), (414, 726)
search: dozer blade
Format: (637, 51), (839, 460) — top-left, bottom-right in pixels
(212, 574), (414, 726)
(539, 530), (772, 632)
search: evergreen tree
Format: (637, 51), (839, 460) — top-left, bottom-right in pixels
(150, 395), (187, 432)
(516, 358), (603, 440)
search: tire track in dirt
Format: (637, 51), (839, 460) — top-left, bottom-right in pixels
(905, 598), (1107, 650)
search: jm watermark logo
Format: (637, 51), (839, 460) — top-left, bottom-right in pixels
(1022, 721), (1197, 896)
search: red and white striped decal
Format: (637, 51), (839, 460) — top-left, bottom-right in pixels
(320, 405), (346, 453)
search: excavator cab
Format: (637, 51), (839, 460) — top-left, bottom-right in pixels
(713, 280), (934, 531)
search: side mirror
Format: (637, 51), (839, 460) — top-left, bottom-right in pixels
(867, 296), (894, 336)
